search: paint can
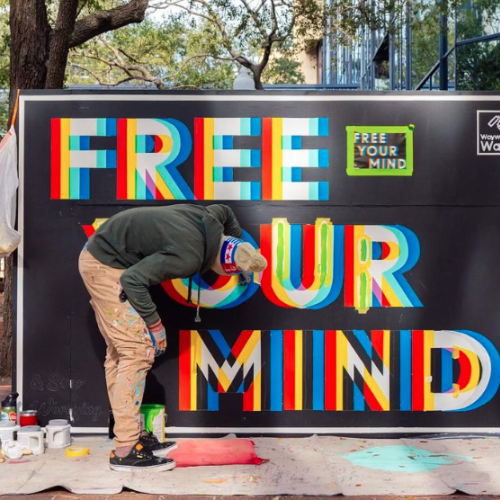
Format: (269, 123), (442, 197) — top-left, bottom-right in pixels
(19, 410), (38, 427)
(139, 404), (165, 443)
(1, 392), (19, 423)
(0, 421), (19, 444)
(46, 419), (71, 448)
(17, 426), (44, 455)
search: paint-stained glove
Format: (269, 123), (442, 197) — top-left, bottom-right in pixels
(148, 319), (167, 357)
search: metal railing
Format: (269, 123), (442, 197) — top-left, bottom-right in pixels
(415, 32), (500, 90)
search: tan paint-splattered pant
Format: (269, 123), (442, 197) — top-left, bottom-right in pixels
(78, 248), (155, 447)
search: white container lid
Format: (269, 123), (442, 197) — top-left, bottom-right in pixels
(19, 425), (41, 432)
(48, 419), (69, 426)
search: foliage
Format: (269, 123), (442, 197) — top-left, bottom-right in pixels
(0, 93), (8, 137)
(148, 0), (323, 88)
(0, 0), (9, 89)
(263, 53), (306, 84)
(409, 0), (500, 90)
(411, 2), (443, 87)
(456, 0), (500, 90)
(68, 16), (237, 89)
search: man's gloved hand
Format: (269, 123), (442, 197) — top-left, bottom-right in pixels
(147, 319), (167, 357)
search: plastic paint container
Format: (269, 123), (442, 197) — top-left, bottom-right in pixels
(46, 419), (71, 448)
(20, 410), (38, 427)
(139, 404), (165, 443)
(0, 421), (19, 444)
(18, 426), (44, 455)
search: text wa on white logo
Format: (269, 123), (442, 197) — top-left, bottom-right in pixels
(478, 111), (500, 155)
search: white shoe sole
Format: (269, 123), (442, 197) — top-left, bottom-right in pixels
(110, 460), (176, 472)
(152, 442), (179, 457)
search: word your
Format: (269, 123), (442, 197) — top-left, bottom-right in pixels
(83, 218), (422, 313)
(51, 117), (329, 201)
(179, 329), (500, 413)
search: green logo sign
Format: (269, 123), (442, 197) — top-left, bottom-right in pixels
(346, 125), (414, 176)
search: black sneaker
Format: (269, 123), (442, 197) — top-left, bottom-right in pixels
(139, 430), (178, 456)
(109, 442), (176, 471)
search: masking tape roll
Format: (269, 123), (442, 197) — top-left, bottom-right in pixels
(66, 447), (90, 457)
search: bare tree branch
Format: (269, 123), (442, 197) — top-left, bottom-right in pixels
(147, 0), (183, 11)
(171, 4), (215, 25)
(240, 0), (268, 38)
(76, 0), (91, 20)
(69, 61), (136, 86)
(269, 0), (279, 36)
(98, 37), (166, 87)
(74, 39), (236, 90)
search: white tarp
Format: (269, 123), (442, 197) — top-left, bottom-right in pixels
(0, 126), (21, 256)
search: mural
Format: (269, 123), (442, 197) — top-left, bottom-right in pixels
(83, 218), (422, 312)
(52, 118), (193, 200)
(20, 94), (500, 430)
(178, 329), (500, 413)
(51, 116), (329, 201)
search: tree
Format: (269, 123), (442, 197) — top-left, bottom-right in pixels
(68, 17), (237, 89)
(152, 0), (323, 89)
(9, 0), (151, 93)
(67, 12), (309, 89)
(455, 0), (500, 90)
(1, 0), (152, 378)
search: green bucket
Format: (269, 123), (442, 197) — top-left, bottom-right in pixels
(139, 404), (165, 442)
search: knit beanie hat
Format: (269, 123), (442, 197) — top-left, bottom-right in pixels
(211, 236), (268, 276)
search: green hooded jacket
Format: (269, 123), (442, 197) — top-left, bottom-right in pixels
(87, 204), (243, 325)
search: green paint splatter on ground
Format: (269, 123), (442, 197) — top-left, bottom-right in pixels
(344, 445), (472, 473)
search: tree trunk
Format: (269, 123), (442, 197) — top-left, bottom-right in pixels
(46, 0), (80, 89)
(9, 0), (51, 92)
(4, 0), (151, 380)
(3, 1), (51, 380)
(252, 68), (264, 90)
(0, 255), (13, 378)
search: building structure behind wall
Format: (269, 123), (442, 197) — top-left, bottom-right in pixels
(296, 0), (500, 91)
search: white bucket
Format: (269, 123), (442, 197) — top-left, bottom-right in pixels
(0, 421), (19, 444)
(18, 425), (44, 455)
(46, 419), (71, 448)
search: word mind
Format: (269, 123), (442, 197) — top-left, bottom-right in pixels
(179, 329), (499, 413)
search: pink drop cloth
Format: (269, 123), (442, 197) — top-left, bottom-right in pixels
(168, 438), (269, 467)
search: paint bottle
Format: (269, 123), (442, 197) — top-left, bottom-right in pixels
(139, 404), (166, 443)
(1, 392), (19, 423)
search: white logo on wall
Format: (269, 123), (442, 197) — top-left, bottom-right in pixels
(477, 111), (500, 155)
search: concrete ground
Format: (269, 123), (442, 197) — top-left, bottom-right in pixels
(1, 380), (498, 498)
(0, 495), (497, 500)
